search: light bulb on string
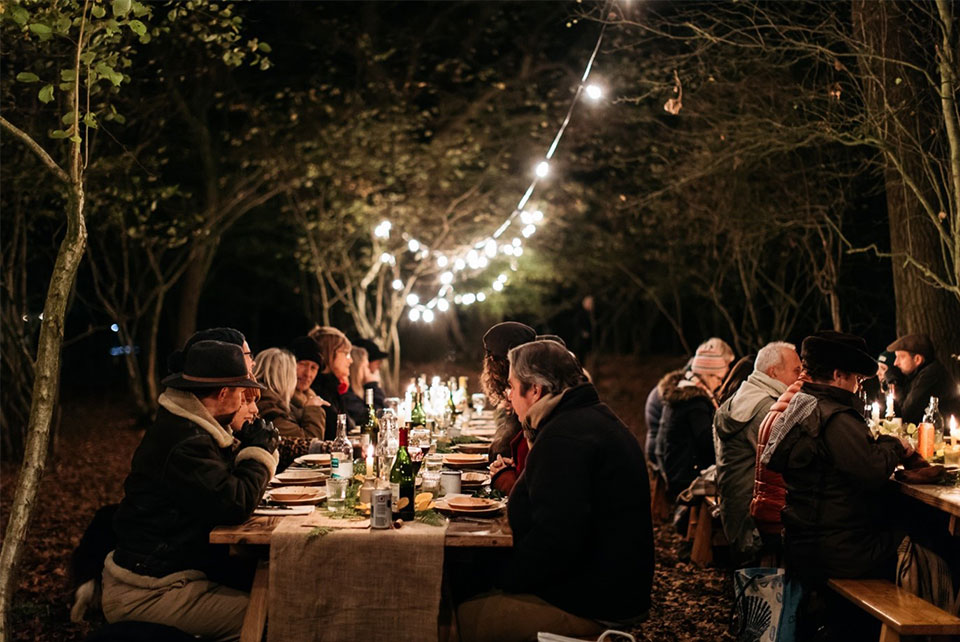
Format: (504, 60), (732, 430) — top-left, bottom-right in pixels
(515, 246), (524, 256)
(532, 210), (543, 222)
(374, 221), (392, 239)
(502, 244), (515, 256)
(380, 252), (395, 264)
(492, 280), (504, 292)
(437, 298), (450, 312)
(484, 239), (497, 258)
(454, 295), (463, 304)
(512, 238), (522, 247)
(462, 293), (476, 305)
(406, 293), (419, 306)
(440, 271), (454, 285)
(520, 210), (534, 225)
(585, 84), (602, 100)
(436, 255), (448, 268)
(392, 279), (403, 290)
(422, 309), (435, 323)
(407, 239), (420, 253)
(498, 273), (508, 283)
(409, 308), (421, 322)
(454, 258), (466, 271)
(522, 225), (536, 238)
(477, 256), (489, 269)
(535, 161), (550, 178)
(477, 292), (487, 302)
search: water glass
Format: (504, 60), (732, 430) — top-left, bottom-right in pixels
(421, 471), (441, 499)
(471, 393), (487, 413)
(424, 453), (443, 474)
(325, 478), (349, 511)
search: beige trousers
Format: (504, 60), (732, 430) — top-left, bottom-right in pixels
(101, 552), (248, 642)
(457, 592), (604, 642)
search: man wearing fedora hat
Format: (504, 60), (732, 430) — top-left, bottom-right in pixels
(761, 331), (913, 592)
(103, 340), (279, 641)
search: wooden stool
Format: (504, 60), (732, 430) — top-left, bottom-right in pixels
(828, 578), (960, 642)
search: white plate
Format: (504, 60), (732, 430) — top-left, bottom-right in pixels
(295, 454), (332, 466)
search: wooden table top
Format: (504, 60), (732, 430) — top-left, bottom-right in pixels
(893, 478), (960, 518)
(211, 512), (512, 547)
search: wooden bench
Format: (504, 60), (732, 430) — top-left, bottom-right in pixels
(689, 496), (725, 566)
(828, 578), (960, 642)
(648, 468), (672, 523)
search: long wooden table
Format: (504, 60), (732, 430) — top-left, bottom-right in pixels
(892, 478), (960, 536)
(210, 511), (511, 642)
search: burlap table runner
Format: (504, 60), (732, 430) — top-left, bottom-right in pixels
(267, 512), (447, 642)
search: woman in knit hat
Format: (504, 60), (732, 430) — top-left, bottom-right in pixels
(655, 340), (733, 502)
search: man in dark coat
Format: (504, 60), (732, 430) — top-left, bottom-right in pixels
(763, 331), (913, 584)
(458, 340), (653, 642)
(888, 333), (960, 422)
(104, 341), (279, 641)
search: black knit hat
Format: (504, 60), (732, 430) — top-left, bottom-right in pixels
(483, 322), (536, 359)
(801, 331), (877, 377)
(161, 340), (264, 390)
(353, 337), (389, 362)
(290, 336), (324, 367)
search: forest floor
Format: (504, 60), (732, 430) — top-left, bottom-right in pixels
(1, 354), (735, 641)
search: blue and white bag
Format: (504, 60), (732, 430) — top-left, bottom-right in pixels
(733, 567), (802, 642)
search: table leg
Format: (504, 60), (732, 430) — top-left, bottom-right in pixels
(949, 515), (959, 537)
(241, 560), (269, 642)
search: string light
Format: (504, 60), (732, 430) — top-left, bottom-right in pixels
(372, 2), (611, 322)
(392, 279), (403, 290)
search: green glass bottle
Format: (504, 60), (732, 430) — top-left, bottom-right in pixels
(410, 388), (427, 429)
(362, 387), (380, 450)
(390, 426), (415, 521)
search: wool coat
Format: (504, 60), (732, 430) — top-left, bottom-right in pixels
(506, 383), (654, 623)
(766, 382), (907, 583)
(112, 389), (277, 578)
(898, 359), (959, 423)
(260, 388), (325, 440)
(750, 379), (802, 534)
(656, 371), (717, 499)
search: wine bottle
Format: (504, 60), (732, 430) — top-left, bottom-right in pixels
(390, 426), (415, 521)
(922, 396), (944, 458)
(362, 387), (380, 450)
(447, 378), (459, 416)
(410, 387), (426, 429)
(331, 414), (353, 479)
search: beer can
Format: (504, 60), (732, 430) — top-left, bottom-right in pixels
(371, 489), (392, 529)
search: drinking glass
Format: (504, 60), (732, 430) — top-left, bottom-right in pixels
(421, 471), (441, 499)
(325, 478), (349, 511)
(471, 393), (487, 413)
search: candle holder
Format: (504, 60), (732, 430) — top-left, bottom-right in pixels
(359, 476), (376, 504)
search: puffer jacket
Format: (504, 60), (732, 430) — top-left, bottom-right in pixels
(656, 371), (717, 499)
(112, 389), (277, 578)
(750, 379), (803, 534)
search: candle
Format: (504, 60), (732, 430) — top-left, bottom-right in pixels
(950, 415), (959, 444)
(365, 445), (374, 477)
(885, 393), (895, 419)
(871, 401), (880, 425)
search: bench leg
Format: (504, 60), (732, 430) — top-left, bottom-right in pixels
(240, 560), (269, 642)
(877, 623), (899, 642)
(690, 502), (713, 566)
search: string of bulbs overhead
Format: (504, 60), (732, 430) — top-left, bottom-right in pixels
(373, 4), (611, 323)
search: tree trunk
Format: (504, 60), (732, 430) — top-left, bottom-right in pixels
(175, 242), (217, 347)
(853, 0), (960, 378)
(0, 182), (87, 641)
(142, 293), (165, 415)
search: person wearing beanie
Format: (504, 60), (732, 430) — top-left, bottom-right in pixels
(761, 331), (913, 601)
(887, 334), (959, 423)
(656, 340), (733, 504)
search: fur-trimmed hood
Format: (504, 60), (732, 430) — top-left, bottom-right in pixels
(158, 388), (238, 449)
(659, 369), (713, 405)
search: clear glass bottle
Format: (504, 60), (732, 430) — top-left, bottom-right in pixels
(331, 414), (353, 479)
(362, 387), (380, 450)
(923, 396), (944, 451)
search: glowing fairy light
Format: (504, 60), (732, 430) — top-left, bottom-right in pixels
(535, 161), (549, 178)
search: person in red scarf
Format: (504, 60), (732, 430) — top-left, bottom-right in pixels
(308, 326), (355, 439)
